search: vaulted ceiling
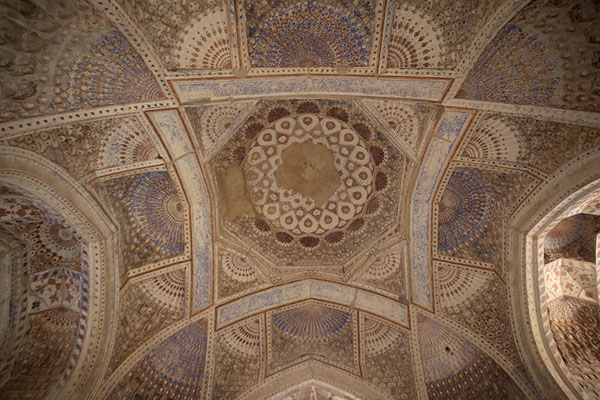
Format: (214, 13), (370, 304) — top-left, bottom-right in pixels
(0, 0), (599, 399)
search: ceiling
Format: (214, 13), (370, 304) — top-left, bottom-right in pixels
(0, 0), (599, 399)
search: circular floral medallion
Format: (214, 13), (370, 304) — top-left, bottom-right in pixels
(243, 114), (374, 236)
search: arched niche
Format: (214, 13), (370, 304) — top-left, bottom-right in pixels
(510, 149), (600, 400)
(0, 146), (117, 399)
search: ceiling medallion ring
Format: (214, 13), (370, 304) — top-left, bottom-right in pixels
(243, 113), (375, 237)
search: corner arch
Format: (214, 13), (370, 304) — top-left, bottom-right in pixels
(0, 146), (118, 399)
(509, 149), (600, 400)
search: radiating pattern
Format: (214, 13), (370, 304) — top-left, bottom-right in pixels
(211, 98), (404, 268)
(436, 263), (488, 307)
(146, 321), (208, 385)
(187, 102), (254, 154)
(95, 171), (187, 277)
(437, 168), (491, 254)
(547, 297), (600, 397)
(273, 304), (350, 342)
(139, 268), (187, 313)
(0, 0), (165, 122)
(244, 114), (374, 235)
(4, 1), (600, 399)
(69, 31), (165, 107)
(362, 316), (401, 356)
(100, 117), (158, 168)
(361, 99), (421, 155)
(250, 3), (370, 67)
(130, 172), (186, 256)
(418, 315), (523, 399)
(221, 317), (262, 358)
(459, 0), (600, 112)
(461, 116), (521, 162)
(268, 301), (357, 374)
(174, 6), (232, 69)
(386, 4), (442, 69)
(213, 317), (262, 399)
(544, 214), (600, 263)
(107, 268), (186, 374)
(221, 251), (259, 283)
(436, 264), (523, 365)
(459, 25), (558, 105)
(0, 185), (86, 399)
(361, 315), (417, 399)
(109, 319), (208, 399)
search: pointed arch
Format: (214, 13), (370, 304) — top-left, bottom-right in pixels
(0, 146), (117, 399)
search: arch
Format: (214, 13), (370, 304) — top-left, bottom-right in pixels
(0, 146), (117, 399)
(215, 279), (409, 329)
(269, 379), (361, 400)
(510, 149), (600, 399)
(236, 360), (393, 400)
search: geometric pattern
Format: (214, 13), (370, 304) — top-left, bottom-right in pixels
(385, 3), (442, 69)
(459, 0), (600, 112)
(29, 267), (82, 313)
(213, 317), (263, 399)
(243, 114), (374, 235)
(360, 99), (423, 157)
(138, 267), (188, 313)
(2, 118), (122, 179)
(272, 304), (350, 342)
(173, 6), (232, 70)
(460, 115), (521, 162)
(0, 184), (86, 399)
(107, 267), (186, 375)
(0, 0), (106, 122)
(437, 168), (491, 255)
(460, 113), (600, 175)
(0, 308), (81, 400)
(115, 0), (223, 70)
(108, 319), (208, 399)
(95, 171), (187, 277)
(435, 165), (538, 276)
(544, 213), (600, 264)
(186, 101), (255, 155)
(459, 24), (559, 106)
(417, 314), (524, 400)
(246, 0), (376, 68)
(0, 0), (164, 124)
(211, 98), (405, 269)
(271, 382), (356, 400)
(360, 314), (416, 399)
(547, 297), (600, 398)
(0, 187), (84, 278)
(436, 263), (525, 366)
(99, 116), (159, 169)
(3, 1), (599, 398)
(217, 247), (264, 299)
(69, 31), (165, 107)
(353, 243), (406, 297)
(383, 0), (501, 70)
(544, 258), (597, 303)
(267, 301), (358, 375)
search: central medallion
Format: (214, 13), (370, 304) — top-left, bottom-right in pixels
(205, 98), (405, 268)
(243, 114), (374, 236)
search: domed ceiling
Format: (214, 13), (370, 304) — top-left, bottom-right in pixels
(0, 0), (599, 399)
